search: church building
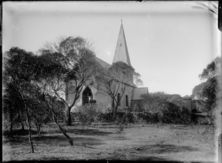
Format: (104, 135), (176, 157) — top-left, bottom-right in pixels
(67, 22), (148, 112)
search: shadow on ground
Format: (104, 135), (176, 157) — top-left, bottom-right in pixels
(102, 143), (198, 161)
(3, 132), (104, 147)
(4, 129), (39, 137)
(33, 135), (104, 146)
(46, 128), (113, 136)
(134, 144), (198, 154)
(3, 129), (36, 144)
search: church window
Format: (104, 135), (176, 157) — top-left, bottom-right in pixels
(82, 87), (93, 105)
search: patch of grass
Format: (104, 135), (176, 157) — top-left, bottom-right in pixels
(3, 129), (42, 137)
(3, 124), (215, 162)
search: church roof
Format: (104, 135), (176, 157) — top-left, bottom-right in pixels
(95, 57), (110, 69)
(113, 22), (132, 66)
(95, 56), (136, 87)
(132, 87), (149, 100)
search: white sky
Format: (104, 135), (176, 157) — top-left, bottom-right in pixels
(3, 1), (220, 96)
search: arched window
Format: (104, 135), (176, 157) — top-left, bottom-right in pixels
(82, 87), (93, 105)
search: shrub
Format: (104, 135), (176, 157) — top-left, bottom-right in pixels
(77, 104), (97, 125)
(97, 112), (113, 122)
(97, 111), (137, 124)
(137, 112), (160, 123)
(132, 102), (192, 124)
(126, 112), (136, 123)
(112, 111), (140, 124)
(162, 102), (191, 124)
(74, 103), (107, 125)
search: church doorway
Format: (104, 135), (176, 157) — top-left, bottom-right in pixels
(82, 87), (93, 105)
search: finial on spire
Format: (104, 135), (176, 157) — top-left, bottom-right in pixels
(121, 19), (123, 25)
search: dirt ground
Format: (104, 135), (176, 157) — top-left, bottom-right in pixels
(2, 123), (216, 162)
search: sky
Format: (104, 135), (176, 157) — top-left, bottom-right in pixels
(3, 1), (220, 96)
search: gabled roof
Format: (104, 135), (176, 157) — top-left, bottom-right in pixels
(95, 57), (110, 69)
(132, 87), (149, 100)
(113, 22), (132, 66)
(95, 57), (136, 88)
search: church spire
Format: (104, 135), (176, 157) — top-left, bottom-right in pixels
(113, 21), (132, 66)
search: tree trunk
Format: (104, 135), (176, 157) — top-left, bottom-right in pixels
(25, 107), (35, 153)
(19, 110), (25, 131)
(113, 106), (118, 121)
(21, 121), (25, 131)
(112, 110), (115, 120)
(35, 122), (41, 136)
(9, 110), (13, 133)
(10, 122), (13, 134)
(65, 106), (72, 126)
(53, 113), (73, 146)
(112, 99), (116, 120)
(64, 82), (72, 126)
(16, 87), (34, 153)
(44, 95), (73, 146)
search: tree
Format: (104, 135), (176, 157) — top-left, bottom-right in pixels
(199, 57), (221, 111)
(133, 72), (143, 87)
(32, 51), (74, 145)
(192, 81), (208, 100)
(193, 2), (221, 109)
(39, 92), (74, 146)
(3, 47), (75, 153)
(3, 82), (26, 132)
(141, 92), (169, 113)
(3, 47), (41, 153)
(141, 92), (192, 124)
(24, 85), (51, 136)
(193, 1), (220, 107)
(191, 57), (221, 125)
(101, 62), (134, 120)
(193, 3), (221, 160)
(39, 36), (98, 125)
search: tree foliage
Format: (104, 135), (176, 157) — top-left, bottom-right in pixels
(200, 57), (221, 80)
(194, 57), (221, 111)
(139, 92), (193, 124)
(3, 46), (76, 151)
(39, 36), (98, 125)
(3, 47), (46, 152)
(191, 57), (221, 125)
(133, 72), (143, 86)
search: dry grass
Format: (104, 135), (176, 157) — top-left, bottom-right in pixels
(2, 123), (216, 162)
